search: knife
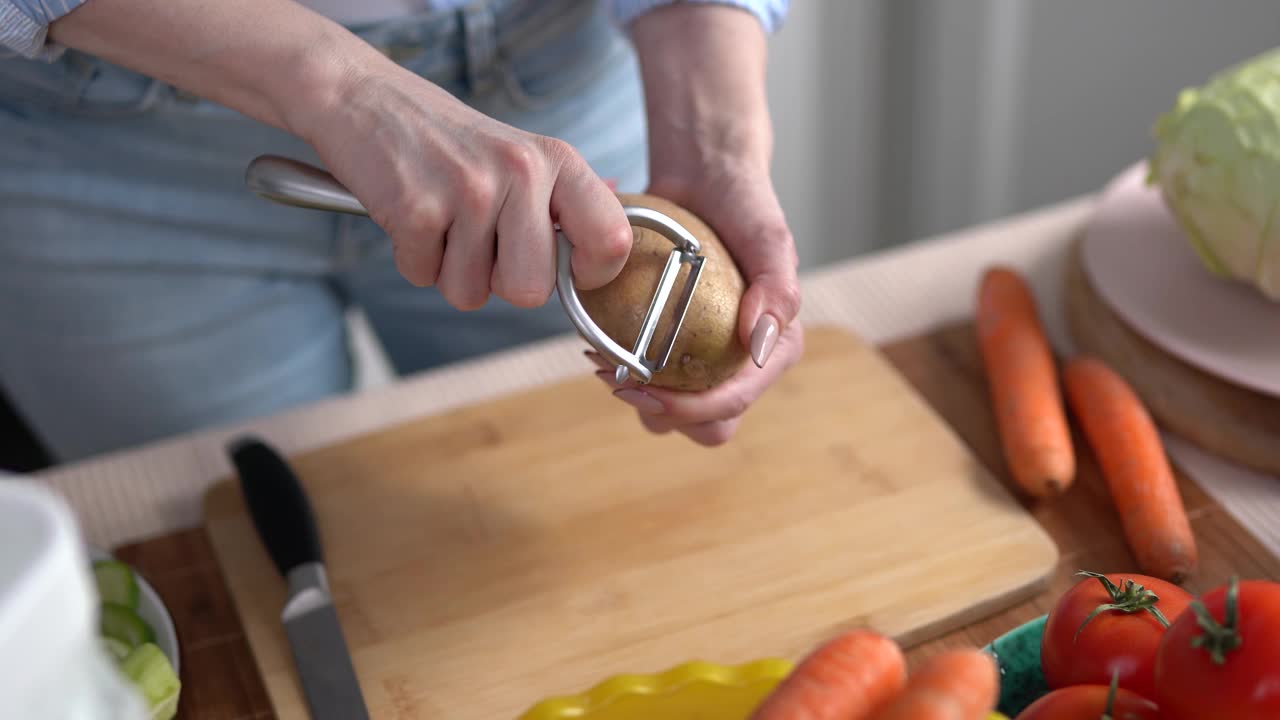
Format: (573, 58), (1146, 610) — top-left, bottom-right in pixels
(228, 435), (370, 720)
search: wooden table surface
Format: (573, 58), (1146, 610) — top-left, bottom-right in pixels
(114, 320), (1280, 720)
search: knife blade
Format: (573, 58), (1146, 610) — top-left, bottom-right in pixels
(228, 435), (370, 720)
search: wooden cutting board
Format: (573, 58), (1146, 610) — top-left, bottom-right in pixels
(1065, 237), (1280, 476)
(203, 325), (1058, 720)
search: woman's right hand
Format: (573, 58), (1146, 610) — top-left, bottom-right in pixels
(293, 60), (634, 309)
(48, 0), (632, 309)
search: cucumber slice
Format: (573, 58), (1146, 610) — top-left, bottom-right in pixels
(147, 692), (180, 720)
(103, 636), (133, 661)
(100, 602), (155, 649)
(93, 560), (140, 609)
(119, 643), (181, 720)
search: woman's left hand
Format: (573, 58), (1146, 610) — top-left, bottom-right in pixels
(587, 169), (805, 445)
(593, 3), (805, 446)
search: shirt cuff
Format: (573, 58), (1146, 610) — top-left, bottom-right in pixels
(612, 0), (790, 34)
(0, 0), (86, 61)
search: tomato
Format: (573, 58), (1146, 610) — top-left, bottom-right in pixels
(1040, 571), (1191, 700)
(1015, 683), (1160, 719)
(1154, 578), (1280, 720)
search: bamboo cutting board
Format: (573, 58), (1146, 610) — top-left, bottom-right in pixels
(203, 326), (1058, 720)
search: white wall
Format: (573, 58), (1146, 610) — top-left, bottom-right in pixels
(767, 0), (1280, 268)
(765, 1), (887, 268)
(1010, 0), (1280, 216)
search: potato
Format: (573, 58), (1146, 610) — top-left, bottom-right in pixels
(576, 193), (749, 391)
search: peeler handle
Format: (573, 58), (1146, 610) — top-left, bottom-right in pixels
(245, 155), (369, 216)
(243, 154), (705, 385)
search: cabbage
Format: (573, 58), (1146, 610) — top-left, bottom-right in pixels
(1148, 47), (1280, 301)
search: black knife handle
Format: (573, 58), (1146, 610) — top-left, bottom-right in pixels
(228, 435), (323, 577)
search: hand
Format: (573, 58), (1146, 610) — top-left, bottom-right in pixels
(587, 159), (804, 446)
(51, 0), (633, 311)
(296, 64), (634, 309)
(601, 3), (805, 446)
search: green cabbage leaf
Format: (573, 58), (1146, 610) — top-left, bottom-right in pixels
(1149, 47), (1280, 301)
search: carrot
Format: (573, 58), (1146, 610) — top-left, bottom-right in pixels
(866, 649), (999, 720)
(1062, 356), (1198, 583)
(749, 629), (907, 720)
(975, 267), (1076, 498)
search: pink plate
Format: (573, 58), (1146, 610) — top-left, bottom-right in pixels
(1080, 161), (1280, 398)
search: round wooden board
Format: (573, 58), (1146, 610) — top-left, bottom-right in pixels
(1065, 235), (1280, 477)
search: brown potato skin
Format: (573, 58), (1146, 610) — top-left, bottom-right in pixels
(576, 193), (749, 391)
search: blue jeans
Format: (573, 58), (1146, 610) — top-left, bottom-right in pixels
(0, 0), (648, 462)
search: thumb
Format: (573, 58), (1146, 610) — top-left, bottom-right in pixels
(546, 141), (633, 290)
(731, 221), (801, 368)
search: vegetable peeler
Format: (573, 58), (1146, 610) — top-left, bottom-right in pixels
(242, 155), (706, 385)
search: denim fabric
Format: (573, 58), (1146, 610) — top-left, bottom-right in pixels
(0, 0), (788, 60)
(0, 0), (649, 461)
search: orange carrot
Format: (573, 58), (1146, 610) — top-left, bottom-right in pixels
(866, 649), (999, 720)
(976, 267), (1076, 498)
(1063, 356), (1198, 583)
(749, 629), (907, 720)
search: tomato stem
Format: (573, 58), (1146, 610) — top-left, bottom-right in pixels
(1189, 575), (1243, 666)
(1073, 571), (1171, 642)
(1100, 669), (1120, 720)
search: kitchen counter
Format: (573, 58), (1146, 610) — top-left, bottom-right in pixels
(30, 195), (1280, 560)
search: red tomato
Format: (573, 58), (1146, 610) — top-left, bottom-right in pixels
(1041, 571), (1192, 699)
(1154, 578), (1280, 720)
(1015, 683), (1161, 719)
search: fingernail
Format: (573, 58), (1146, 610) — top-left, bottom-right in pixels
(614, 388), (664, 414)
(750, 314), (779, 368)
(584, 350), (611, 370)
(594, 369), (622, 386)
